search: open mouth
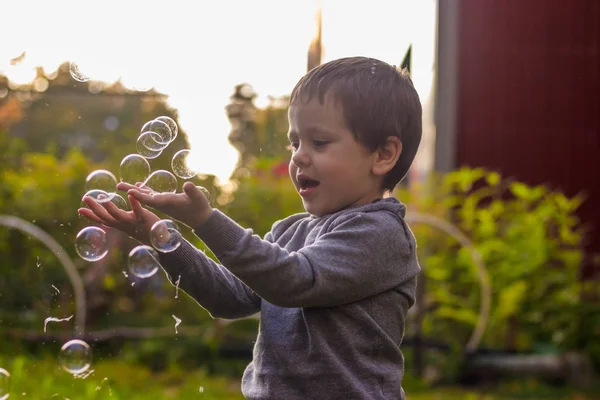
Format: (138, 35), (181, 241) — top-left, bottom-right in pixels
(298, 177), (320, 190)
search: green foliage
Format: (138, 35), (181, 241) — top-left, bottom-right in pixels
(0, 66), (222, 341)
(225, 83), (290, 179)
(222, 156), (303, 237)
(395, 167), (596, 359)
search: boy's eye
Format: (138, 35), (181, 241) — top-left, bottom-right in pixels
(313, 140), (328, 148)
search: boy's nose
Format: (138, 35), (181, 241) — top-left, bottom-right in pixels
(291, 146), (310, 167)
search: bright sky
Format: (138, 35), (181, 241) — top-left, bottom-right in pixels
(1, 0), (437, 185)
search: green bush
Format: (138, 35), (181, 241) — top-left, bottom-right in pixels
(395, 167), (597, 365)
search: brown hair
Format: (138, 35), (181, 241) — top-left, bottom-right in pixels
(290, 56), (422, 191)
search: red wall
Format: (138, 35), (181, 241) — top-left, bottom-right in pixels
(456, 0), (600, 270)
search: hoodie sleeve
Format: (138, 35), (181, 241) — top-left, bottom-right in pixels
(158, 235), (261, 319)
(194, 209), (420, 308)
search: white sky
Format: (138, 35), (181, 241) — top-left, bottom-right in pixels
(1, 0), (437, 185)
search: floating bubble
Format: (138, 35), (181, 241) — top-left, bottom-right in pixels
(136, 135), (162, 159)
(85, 170), (117, 195)
(140, 120), (153, 134)
(155, 116), (178, 142)
(79, 190), (119, 219)
(171, 149), (199, 179)
(119, 154), (150, 184)
(81, 189), (112, 204)
(198, 186), (211, 204)
(108, 193), (129, 210)
(0, 367), (9, 400)
(69, 62), (90, 82)
(138, 131), (168, 152)
(148, 119), (172, 144)
(150, 219), (181, 253)
(142, 170), (178, 193)
(59, 339), (92, 375)
(128, 245), (160, 278)
(74, 227), (108, 262)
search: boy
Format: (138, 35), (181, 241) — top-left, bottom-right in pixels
(80, 56), (422, 399)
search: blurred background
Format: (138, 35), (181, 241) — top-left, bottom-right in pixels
(0, 0), (598, 398)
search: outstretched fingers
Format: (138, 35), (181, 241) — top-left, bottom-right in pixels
(116, 182), (154, 194)
(102, 199), (130, 221)
(129, 195), (149, 224)
(81, 197), (119, 226)
(183, 182), (206, 202)
(77, 208), (106, 225)
(127, 188), (158, 207)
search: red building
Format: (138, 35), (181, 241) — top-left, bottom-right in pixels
(435, 0), (600, 274)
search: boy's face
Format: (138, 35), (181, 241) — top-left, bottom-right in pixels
(287, 97), (383, 216)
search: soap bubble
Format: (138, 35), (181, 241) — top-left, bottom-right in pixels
(139, 131), (168, 152)
(119, 154), (150, 184)
(128, 245), (160, 278)
(0, 368), (10, 400)
(80, 190), (126, 216)
(171, 149), (200, 179)
(198, 186), (211, 204)
(69, 62), (90, 82)
(140, 120), (153, 134)
(59, 339), (92, 374)
(150, 219), (181, 253)
(142, 170), (178, 193)
(155, 116), (178, 142)
(79, 191), (108, 220)
(109, 193), (129, 210)
(147, 119), (172, 144)
(85, 170), (117, 195)
(75, 227), (108, 262)
(81, 189), (112, 204)
(136, 135), (163, 159)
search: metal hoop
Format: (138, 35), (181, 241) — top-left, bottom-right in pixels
(405, 212), (491, 352)
(0, 216), (86, 337)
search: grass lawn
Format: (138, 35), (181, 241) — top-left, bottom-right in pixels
(0, 355), (597, 399)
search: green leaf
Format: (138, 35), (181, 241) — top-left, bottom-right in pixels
(485, 171), (501, 186)
(509, 182), (531, 200)
(497, 280), (528, 318)
(434, 306), (478, 326)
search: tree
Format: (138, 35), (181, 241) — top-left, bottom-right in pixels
(0, 62), (221, 336)
(225, 83), (290, 180)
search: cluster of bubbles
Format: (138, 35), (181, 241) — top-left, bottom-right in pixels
(0, 70), (208, 399)
(62, 115), (201, 380)
(76, 115), (199, 269)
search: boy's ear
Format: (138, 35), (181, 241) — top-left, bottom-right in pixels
(372, 136), (402, 177)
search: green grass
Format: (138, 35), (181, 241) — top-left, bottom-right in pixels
(0, 355), (244, 399)
(0, 354), (597, 399)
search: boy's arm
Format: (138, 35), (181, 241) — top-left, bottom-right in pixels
(195, 209), (420, 308)
(158, 235), (261, 319)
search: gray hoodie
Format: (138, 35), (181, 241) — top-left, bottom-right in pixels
(159, 197), (420, 399)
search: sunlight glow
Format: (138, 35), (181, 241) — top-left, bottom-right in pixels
(1, 0), (437, 185)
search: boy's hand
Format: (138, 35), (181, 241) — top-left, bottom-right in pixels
(78, 194), (159, 246)
(117, 181), (213, 229)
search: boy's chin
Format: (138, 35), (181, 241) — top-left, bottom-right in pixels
(302, 202), (322, 217)
(302, 201), (333, 217)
